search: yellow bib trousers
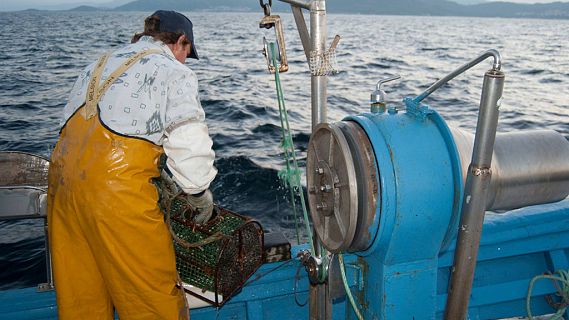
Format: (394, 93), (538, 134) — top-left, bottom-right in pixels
(47, 50), (188, 319)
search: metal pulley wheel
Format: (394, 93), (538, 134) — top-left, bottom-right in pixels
(307, 123), (358, 252)
(307, 121), (379, 253)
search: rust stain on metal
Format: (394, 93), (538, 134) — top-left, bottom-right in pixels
(356, 256), (369, 310)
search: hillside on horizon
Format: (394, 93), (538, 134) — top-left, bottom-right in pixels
(112, 0), (569, 19)
(15, 0), (569, 19)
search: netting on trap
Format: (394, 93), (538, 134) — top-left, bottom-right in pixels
(154, 173), (264, 307)
(171, 206), (264, 307)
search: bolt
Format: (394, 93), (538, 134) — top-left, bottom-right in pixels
(320, 184), (332, 192)
(316, 168), (324, 174)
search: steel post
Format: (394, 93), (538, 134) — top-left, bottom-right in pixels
(310, 0), (327, 129)
(278, 0), (331, 317)
(445, 69), (505, 319)
(37, 218), (55, 292)
(45, 221), (53, 286)
(309, 2), (331, 319)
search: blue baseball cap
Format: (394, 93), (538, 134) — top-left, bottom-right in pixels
(151, 10), (199, 60)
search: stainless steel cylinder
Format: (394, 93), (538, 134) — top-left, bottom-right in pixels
(310, 0), (327, 129)
(452, 128), (569, 211)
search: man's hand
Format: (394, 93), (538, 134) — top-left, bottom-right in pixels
(186, 189), (214, 224)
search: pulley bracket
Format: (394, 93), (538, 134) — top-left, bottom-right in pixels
(260, 15), (289, 73)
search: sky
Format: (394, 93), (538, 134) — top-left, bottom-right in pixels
(1, 0), (129, 11)
(0, 0), (564, 12)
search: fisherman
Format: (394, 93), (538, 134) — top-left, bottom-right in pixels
(47, 10), (216, 319)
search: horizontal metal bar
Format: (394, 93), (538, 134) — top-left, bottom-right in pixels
(0, 215), (46, 220)
(0, 186), (47, 192)
(278, 0), (311, 9)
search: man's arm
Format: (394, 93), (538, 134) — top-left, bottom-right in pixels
(162, 68), (217, 195)
(163, 121), (217, 194)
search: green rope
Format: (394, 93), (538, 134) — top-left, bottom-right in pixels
(339, 253), (364, 320)
(527, 269), (569, 319)
(269, 42), (315, 255)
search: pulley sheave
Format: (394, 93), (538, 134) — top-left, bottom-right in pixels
(307, 123), (358, 252)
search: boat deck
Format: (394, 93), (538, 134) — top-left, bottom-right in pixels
(0, 287), (57, 320)
(0, 249), (352, 320)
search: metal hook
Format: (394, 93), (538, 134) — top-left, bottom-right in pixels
(259, 0), (272, 16)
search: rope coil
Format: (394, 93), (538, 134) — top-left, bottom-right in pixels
(527, 269), (569, 320)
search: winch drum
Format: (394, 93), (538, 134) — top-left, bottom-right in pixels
(451, 128), (569, 211)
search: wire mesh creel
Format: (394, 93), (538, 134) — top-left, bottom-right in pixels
(166, 193), (264, 307)
(153, 170), (264, 307)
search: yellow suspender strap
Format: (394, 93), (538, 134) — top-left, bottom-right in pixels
(82, 54), (109, 119)
(82, 49), (163, 120)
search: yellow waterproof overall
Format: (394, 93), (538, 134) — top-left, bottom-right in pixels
(47, 50), (188, 320)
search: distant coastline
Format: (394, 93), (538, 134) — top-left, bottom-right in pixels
(4, 0), (569, 20)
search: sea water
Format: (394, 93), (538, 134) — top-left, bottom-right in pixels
(0, 11), (567, 289)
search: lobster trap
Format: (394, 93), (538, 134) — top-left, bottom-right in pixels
(154, 174), (264, 307)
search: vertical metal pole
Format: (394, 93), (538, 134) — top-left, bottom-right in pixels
(310, 0), (327, 130)
(37, 218), (55, 292)
(445, 69), (505, 319)
(45, 220), (54, 287)
(308, 1), (331, 319)
(282, 0), (331, 317)
(309, 243), (331, 320)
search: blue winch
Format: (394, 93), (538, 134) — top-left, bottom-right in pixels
(306, 56), (569, 319)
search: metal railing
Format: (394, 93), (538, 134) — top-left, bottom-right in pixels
(0, 151), (54, 292)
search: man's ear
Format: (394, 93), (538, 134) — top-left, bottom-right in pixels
(177, 35), (187, 46)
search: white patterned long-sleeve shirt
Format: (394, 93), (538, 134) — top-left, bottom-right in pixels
(63, 36), (217, 194)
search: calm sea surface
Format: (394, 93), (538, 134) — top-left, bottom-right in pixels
(0, 11), (567, 289)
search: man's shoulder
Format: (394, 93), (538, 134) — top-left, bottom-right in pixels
(154, 57), (196, 83)
(121, 42), (194, 77)
(112, 42), (172, 63)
